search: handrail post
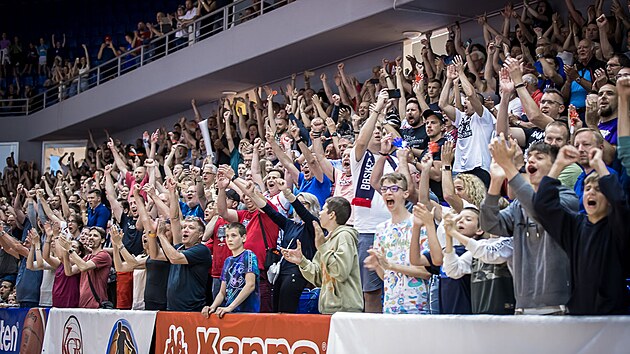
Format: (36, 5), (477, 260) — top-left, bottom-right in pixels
(117, 56), (121, 78)
(223, 6), (229, 31)
(140, 45), (145, 67)
(97, 66), (101, 86)
(43, 91), (47, 108)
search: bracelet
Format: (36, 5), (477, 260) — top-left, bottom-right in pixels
(296, 138), (306, 144)
(379, 151), (390, 156)
(148, 232), (157, 238)
(514, 83), (526, 90)
(353, 130), (360, 135)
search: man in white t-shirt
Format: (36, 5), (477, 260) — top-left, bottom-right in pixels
(439, 62), (495, 186)
(350, 89), (397, 313)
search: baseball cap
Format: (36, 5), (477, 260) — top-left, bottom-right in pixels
(225, 189), (240, 204)
(422, 109), (445, 124)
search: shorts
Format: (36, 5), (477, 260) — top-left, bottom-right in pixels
(38, 56), (46, 65)
(358, 232), (383, 292)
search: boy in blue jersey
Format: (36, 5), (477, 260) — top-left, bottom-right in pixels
(202, 222), (259, 318)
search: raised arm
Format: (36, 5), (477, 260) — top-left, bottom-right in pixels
(438, 66), (458, 121)
(355, 89), (389, 160)
(215, 172), (239, 223)
(104, 165), (123, 222)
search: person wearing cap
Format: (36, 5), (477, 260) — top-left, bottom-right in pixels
(439, 59), (495, 187)
(417, 110), (447, 202)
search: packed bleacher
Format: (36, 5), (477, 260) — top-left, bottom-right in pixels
(1, 0), (630, 319)
(0, 0), (280, 114)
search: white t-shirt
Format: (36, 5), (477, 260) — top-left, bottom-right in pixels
(453, 107), (496, 173)
(508, 97), (524, 119)
(350, 148), (398, 233)
(133, 268), (147, 310)
(39, 268), (54, 307)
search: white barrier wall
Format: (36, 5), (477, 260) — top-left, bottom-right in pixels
(42, 308), (157, 354)
(327, 313), (630, 354)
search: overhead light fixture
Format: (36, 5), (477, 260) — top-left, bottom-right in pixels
(402, 31), (421, 40)
(222, 91), (237, 96)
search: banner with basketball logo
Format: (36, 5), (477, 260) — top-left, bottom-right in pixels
(0, 308), (49, 354)
(41, 308), (156, 354)
(155, 312), (331, 354)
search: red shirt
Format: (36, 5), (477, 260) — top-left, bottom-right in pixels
(125, 170), (149, 200)
(78, 250), (112, 308)
(237, 204), (279, 270)
(207, 217), (232, 278)
(532, 89), (543, 106)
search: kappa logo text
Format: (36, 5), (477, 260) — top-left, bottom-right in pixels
(194, 326), (322, 354)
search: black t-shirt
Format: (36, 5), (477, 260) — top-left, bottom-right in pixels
(419, 137), (447, 202)
(145, 258), (170, 306)
(523, 127), (545, 151)
(401, 124), (428, 150)
(166, 243), (212, 311)
(121, 213), (144, 256)
(425, 245), (472, 314)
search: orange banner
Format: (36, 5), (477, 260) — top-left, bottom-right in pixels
(155, 312), (331, 354)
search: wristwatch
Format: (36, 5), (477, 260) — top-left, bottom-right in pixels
(575, 77), (582, 84)
(68, 249), (74, 254)
(441, 165), (452, 171)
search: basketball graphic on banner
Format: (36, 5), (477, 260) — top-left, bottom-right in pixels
(106, 319), (139, 354)
(20, 308), (48, 354)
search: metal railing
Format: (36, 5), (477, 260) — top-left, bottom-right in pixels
(1, 0), (293, 117)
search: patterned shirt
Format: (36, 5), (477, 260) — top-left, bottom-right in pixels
(374, 216), (429, 314)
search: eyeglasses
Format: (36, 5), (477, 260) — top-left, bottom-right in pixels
(185, 216), (205, 227)
(380, 185), (405, 193)
(540, 99), (562, 105)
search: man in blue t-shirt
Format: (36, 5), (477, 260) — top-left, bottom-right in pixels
(202, 222), (259, 318)
(152, 216), (211, 312)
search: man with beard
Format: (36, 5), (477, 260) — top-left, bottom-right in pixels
(105, 164), (144, 309)
(153, 217), (211, 312)
(58, 227), (112, 309)
(216, 167), (279, 313)
(400, 99), (428, 153)
(108, 138), (148, 199)
(418, 111), (446, 201)
(586, 83), (618, 164)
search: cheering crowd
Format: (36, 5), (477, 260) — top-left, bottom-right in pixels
(1, 0), (630, 317)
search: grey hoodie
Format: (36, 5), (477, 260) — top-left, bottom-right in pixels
(480, 174), (578, 310)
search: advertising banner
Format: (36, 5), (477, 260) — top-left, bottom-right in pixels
(42, 308), (157, 354)
(327, 313), (630, 354)
(155, 312), (331, 354)
(0, 308), (48, 354)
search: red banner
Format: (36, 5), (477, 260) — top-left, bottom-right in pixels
(155, 312), (331, 354)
